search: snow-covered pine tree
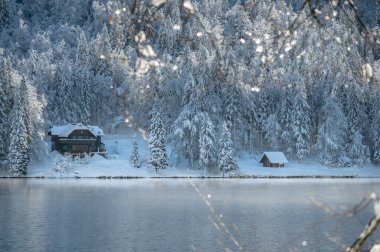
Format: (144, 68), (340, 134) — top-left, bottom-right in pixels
(173, 74), (202, 169)
(224, 2), (254, 62)
(24, 78), (46, 159)
(90, 25), (113, 77)
(371, 110), (380, 165)
(343, 83), (369, 166)
(218, 122), (238, 177)
(0, 0), (11, 26)
(74, 30), (95, 124)
(54, 61), (78, 124)
(130, 134), (140, 168)
(0, 56), (14, 159)
(279, 85), (297, 155)
(199, 113), (215, 171)
(255, 78), (281, 151)
(147, 107), (168, 172)
(157, 14), (175, 55)
(346, 131), (370, 167)
(222, 60), (247, 146)
(156, 0), (182, 56)
(316, 96), (350, 167)
(264, 114), (282, 150)
(256, 81), (280, 131)
(291, 83), (312, 160)
(345, 84), (365, 134)
(370, 92), (380, 165)
(110, 14), (127, 50)
(77, 67), (94, 124)
(8, 78), (29, 176)
(104, 0), (125, 50)
(75, 30), (89, 70)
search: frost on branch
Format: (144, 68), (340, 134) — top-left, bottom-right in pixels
(183, 0), (194, 14)
(371, 244), (380, 252)
(375, 201), (380, 219)
(150, 0), (166, 7)
(134, 31), (146, 43)
(363, 64), (373, 82)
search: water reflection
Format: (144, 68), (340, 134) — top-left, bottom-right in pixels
(0, 179), (379, 252)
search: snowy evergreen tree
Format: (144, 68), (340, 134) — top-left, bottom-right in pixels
(75, 30), (89, 70)
(370, 93), (380, 165)
(317, 96), (350, 167)
(0, 0), (11, 26)
(24, 78), (46, 159)
(173, 75), (202, 169)
(8, 78), (29, 176)
(345, 84), (365, 135)
(291, 83), (312, 160)
(256, 81), (280, 131)
(264, 114), (282, 150)
(77, 67), (94, 124)
(222, 61), (248, 146)
(343, 84), (369, 166)
(110, 15), (127, 50)
(130, 134), (140, 168)
(54, 61), (77, 124)
(199, 113), (215, 171)
(218, 122), (238, 177)
(279, 85), (297, 155)
(0, 56), (14, 159)
(90, 25), (113, 77)
(147, 108), (168, 172)
(371, 114), (380, 165)
(224, 2), (254, 62)
(346, 131), (370, 167)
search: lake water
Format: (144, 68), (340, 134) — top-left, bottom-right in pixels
(1, 179), (380, 252)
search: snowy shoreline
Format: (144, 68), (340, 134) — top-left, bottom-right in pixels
(16, 135), (379, 179)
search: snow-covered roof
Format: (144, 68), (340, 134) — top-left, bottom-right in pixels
(260, 152), (288, 164)
(49, 123), (104, 137)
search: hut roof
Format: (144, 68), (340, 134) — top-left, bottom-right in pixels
(260, 152), (288, 164)
(49, 123), (104, 137)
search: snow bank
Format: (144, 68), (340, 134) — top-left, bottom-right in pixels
(91, 153), (105, 162)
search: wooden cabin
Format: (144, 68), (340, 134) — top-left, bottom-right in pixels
(48, 123), (107, 157)
(259, 152), (288, 168)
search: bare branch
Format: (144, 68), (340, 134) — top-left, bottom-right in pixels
(347, 212), (380, 252)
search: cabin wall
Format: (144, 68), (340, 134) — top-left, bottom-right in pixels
(261, 156), (270, 167)
(268, 162), (284, 168)
(50, 130), (105, 156)
(260, 154), (286, 168)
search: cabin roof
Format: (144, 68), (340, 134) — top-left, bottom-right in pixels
(49, 123), (104, 137)
(260, 152), (288, 164)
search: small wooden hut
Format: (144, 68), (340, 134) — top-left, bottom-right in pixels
(259, 152), (288, 168)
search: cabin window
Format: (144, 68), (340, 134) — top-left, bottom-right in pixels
(73, 145), (89, 151)
(62, 145), (70, 151)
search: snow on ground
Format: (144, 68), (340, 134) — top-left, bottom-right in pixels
(27, 134), (380, 178)
(238, 153), (380, 178)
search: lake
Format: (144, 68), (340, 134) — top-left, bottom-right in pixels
(0, 179), (379, 252)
